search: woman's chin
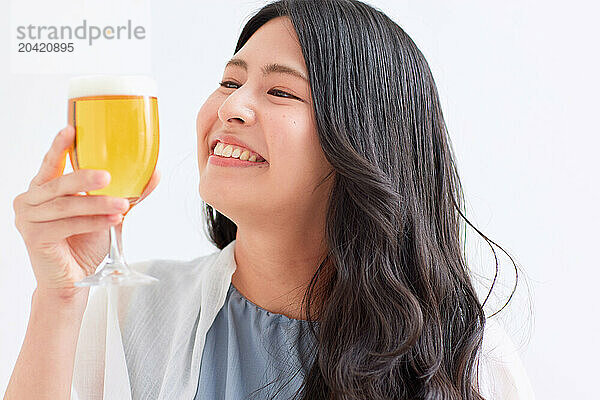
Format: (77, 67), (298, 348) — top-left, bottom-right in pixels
(198, 186), (252, 213)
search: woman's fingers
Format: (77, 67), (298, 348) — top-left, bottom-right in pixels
(24, 214), (123, 245)
(29, 126), (74, 189)
(25, 169), (110, 206)
(22, 125), (159, 215)
(22, 194), (130, 223)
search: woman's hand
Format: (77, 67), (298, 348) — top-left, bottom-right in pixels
(12, 125), (160, 299)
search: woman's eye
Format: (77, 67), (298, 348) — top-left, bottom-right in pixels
(218, 81), (299, 100)
(268, 88), (297, 99)
(219, 80), (239, 89)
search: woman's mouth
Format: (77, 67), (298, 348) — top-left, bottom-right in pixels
(211, 141), (267, 163)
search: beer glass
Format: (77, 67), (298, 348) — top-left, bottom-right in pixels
(67, 75), (160, 286)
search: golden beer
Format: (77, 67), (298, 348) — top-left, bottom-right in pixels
(67, 76), (159, 214)
(67, 75), (160, 287)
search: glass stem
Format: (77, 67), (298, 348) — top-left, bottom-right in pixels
(102, 224), (128, 273)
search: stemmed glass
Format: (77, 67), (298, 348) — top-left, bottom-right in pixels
(67, 74), (160, 286)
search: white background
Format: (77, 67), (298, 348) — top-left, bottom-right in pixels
(9, 0), (153, 74)
(1, 1), (599, 398)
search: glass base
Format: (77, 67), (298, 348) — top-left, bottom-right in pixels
(74, 266), (159, 287)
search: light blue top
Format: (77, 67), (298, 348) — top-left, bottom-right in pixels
(195, 282), (317, 400)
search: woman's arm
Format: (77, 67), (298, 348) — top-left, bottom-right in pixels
(4, 288), (88, 400)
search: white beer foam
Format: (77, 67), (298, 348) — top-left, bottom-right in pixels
(68, 75), (158, 98)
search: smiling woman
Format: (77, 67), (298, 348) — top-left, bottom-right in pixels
(3, 0), (534, 399)
(196, 13), (332, 269)
(194, 0), (533, 399)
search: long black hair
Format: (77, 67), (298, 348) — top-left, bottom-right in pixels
(202, 0), (526, 398)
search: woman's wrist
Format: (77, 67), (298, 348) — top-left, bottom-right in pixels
(32, 286), (90, 316)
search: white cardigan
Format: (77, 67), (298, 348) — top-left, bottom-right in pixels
(71, 240), (535, 399)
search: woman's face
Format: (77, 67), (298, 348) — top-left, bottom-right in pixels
(197, 16), (333, 226)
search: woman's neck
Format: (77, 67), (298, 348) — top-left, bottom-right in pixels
(230, 229), (330, 320)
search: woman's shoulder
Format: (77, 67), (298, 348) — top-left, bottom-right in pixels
(478, 318), (536, 400)
(115, 250), (225, 310)
(80, 248), (227, 326)
(73, 242), (239, 399)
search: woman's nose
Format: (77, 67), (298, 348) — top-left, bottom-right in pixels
(217, 89), (256, 126)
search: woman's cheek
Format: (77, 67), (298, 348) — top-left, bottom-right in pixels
(197, 93), (220, 127)
(197, 93), (222, 150)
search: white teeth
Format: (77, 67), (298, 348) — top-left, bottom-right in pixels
(213, 141), (265, 163)
(239, 150), (250, 161)
(222, 144), (233, 157)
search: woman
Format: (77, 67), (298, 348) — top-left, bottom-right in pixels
(6, 0), (534, 399)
